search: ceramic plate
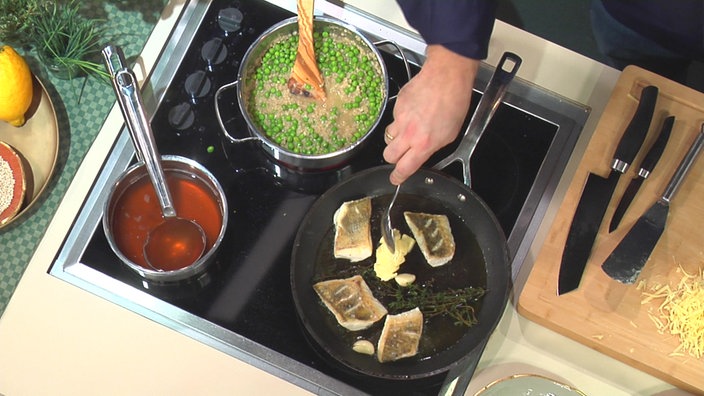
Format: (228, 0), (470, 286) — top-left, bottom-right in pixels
(473, 373), (586, 396)
(0, 75), (59, 229)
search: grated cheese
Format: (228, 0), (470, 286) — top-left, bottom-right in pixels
(641, 264), (704, 359)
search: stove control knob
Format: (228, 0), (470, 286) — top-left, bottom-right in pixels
(168, 102), (195, 131)
(185, 70), (212, 101)
(201, 37), (228, 71)
(218, 7), (243, 35)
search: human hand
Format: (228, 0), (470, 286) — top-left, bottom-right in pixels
(383, 45), (479, 185)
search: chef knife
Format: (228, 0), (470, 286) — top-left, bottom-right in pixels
(608, 115), (674, 232)
(602, 126), (704, 284)
(558, 85), (658, 295)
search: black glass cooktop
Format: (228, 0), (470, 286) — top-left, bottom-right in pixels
(75, 0), (559, 394)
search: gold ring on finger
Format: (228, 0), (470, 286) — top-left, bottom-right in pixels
(384, 129), (395, 141)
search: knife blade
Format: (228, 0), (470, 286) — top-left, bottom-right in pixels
(558, 85), (658, 295)
(602, 126), (704, 284)
(608, 115), (674, 232)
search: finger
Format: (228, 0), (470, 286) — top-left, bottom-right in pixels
(384, 120), (404, 144)
(384, 128), (396, 144)
(382, 136), (410, 165)
(389, 147), (432, 185)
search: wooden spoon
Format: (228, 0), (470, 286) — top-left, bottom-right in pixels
(287, 0), (326, 100)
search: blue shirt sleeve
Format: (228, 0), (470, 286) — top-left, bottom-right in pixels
(396, 0), (497, 60)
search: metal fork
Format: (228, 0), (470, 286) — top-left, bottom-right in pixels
(381, 184), (400, 253)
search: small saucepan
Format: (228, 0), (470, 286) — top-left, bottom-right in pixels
(102, 45), (228, 283)
(103, 155), (228, 282)
(290, 52), (521, 383)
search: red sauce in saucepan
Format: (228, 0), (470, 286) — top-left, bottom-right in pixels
(111, 171), (222, 271)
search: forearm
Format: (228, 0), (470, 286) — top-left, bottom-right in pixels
(421, 45), (479, 92)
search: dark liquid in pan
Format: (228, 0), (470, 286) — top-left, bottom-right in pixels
(313, 193), (487, 360)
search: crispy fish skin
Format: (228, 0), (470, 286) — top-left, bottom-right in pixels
(377, 307), (424, 363)
(313, 275), (388, 331)
(333, 197), (372, 262)
(404, 212), (455, 267)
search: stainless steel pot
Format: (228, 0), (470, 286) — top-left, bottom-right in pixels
(215, 16), (409, 170)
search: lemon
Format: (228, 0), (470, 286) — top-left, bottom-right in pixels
(0, 45), (34, 127)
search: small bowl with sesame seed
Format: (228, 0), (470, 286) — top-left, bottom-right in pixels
(0, 141), (27, 226)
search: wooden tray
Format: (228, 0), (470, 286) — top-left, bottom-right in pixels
(517, 66), (704, 393)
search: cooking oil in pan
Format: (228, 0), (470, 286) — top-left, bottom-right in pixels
(311, 192), (488, 362)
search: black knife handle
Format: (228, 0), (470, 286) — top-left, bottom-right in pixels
(638, 115), (674, 178)
(613, 85), (658, 171)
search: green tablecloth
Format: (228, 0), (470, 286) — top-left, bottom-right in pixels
(0, 2), (167, 316)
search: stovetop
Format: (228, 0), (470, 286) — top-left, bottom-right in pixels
(51, 1), (589, 395)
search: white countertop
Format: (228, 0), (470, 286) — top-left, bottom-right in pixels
(0, 1), (695, 395)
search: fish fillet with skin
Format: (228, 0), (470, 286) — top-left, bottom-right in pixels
(333, 197), (372, 262)
(313, 275), (388, 331)
(377, 307), (423, 362)
(404, 212), (455, 267)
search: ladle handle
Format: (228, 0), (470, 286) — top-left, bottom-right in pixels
(103, 45), (177, 218)
(433, 52), (522, 187)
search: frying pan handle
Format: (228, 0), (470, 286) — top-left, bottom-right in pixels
(440, 338), (489, 396)
(433, 52), (522, 187)
(214, 80), (260, 145)
(374, 39), (412, 100)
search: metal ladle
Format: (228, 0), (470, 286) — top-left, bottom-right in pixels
(103, 45), (206, 271)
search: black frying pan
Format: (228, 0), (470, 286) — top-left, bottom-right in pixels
(291, 165), (510, 381)
(290, 52), (520, 382)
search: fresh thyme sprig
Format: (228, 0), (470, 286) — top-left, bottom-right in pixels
(0, 0), (38, 47)
(355, 266), (486, 327)
(377, 278), (485, 327)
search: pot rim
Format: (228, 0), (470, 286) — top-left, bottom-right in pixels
(103, 155), (228, 282)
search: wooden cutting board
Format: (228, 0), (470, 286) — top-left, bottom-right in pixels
(517, 65), (704, 393)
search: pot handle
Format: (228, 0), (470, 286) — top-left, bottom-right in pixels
(433, 52), (522, 187)
(214, 80), (260, 144)
(373, 39), (412, 100)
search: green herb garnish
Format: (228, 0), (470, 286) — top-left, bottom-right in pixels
(376, 278), (486, 327)
(27, 0), (109, 80)
(344, 266), (486, 327)
(0, 0), (38, 47)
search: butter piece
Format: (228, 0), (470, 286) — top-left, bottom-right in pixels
(373, 229), (415, 281)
